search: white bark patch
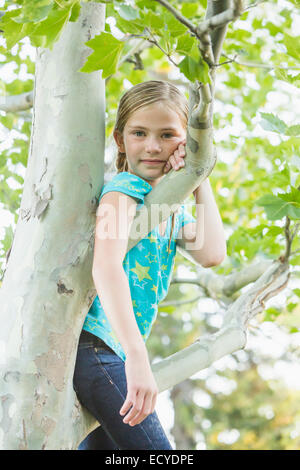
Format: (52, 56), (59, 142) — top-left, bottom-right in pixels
(6, 308), (23, 360)
(0, 341), (6, 365)
(12, 223), (44, 277)
(8, 402), (16, 419)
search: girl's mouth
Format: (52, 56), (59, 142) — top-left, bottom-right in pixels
(142, 160), (164, 165)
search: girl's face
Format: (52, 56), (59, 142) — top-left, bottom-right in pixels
(114, 101), (186, 187)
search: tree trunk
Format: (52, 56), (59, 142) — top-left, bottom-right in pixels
(0, 2), (106, 450)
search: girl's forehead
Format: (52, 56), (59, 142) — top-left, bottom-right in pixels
(126, 102), (185, 129)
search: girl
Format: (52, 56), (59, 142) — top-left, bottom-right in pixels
(73, 80), (226, 450)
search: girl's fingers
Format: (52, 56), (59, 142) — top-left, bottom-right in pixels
(169, 154), (185, 171)
(164, 142), (186, 173)
(123, 391), (144, 425)
(128, 391), (153, 426)
(120, 392), (135, 417)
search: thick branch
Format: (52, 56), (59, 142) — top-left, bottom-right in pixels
(206, 0), (232, 66)
(152, 259), (289, 392)
(0, 91), (33, 113)
(198, 0), (243, 37)
(170, 259), (274, 299)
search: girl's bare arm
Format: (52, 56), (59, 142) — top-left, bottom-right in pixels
(92, 191), (158, 426)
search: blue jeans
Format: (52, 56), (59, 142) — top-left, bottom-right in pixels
(73, 331), (173, 450)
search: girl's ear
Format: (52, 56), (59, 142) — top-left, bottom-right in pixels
(113, 130), (125, 153)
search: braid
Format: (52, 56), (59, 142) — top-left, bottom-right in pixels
(115, 151), (128, 173)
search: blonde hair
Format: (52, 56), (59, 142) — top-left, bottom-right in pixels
(113, 80), (188, 253)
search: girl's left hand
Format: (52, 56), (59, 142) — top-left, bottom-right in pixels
(163, 141), (186, 173)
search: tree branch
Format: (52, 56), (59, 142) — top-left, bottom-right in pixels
(197, 0), (243, 37)
(221, 53), (300, 70)
(279, 216), (300, 263)
(0, 91), (33, 113)
(152, 260), (289, 392)
(159, 292), (204, 308)
(170, 259), (274, 300)
(153, 0), (244, 68)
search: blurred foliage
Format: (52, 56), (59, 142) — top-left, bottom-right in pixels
(0, 0), (300, 448)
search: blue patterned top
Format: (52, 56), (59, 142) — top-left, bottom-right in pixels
(83, 171), (196, 361)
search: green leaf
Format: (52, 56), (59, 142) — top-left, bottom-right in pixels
(164, 11), (186, 37)
(260, 113), (287, 134)
(113, 12), (145, 34)
(177, 41), (210, 83)
(178, 55), (210, 83)
(281, 33), (300, 61)
(286, 124), (300, 136)
(2, 225), (14, 253)
(265, 226), (284, 237)
(275, 69), (300, 88)
(69, 1), (81, 22)
(256, 188), (300, 220)
(80, 32), (125, 78)
(181, 3), (201, 18)
(290, 253), (300, 265)
(0, 9), (30, 49)
(176, 34), (195, 55)
(115, 4), (140, 21)
(287, 302), (297, 312)
(29, 6), (71, 49)
(142, 10), (164, 33)
(12, 0), (54, 24)
(135, 0), (156, 10)
(263, 306), (281, 322)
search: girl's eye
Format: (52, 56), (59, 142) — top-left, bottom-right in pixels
(133, 131), (174, 138)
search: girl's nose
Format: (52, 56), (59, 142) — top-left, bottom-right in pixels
(145, 137), (162, 154)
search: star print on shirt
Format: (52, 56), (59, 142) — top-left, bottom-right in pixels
(145, 252), (158, 264)
(151, 284), (158, 294)
(132, 277), (148, 290)
(130, 260), (152, 282)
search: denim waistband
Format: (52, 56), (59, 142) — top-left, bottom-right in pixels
(79, 330), (114, 352)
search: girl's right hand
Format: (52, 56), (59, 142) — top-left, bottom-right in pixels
(120, 353), (158, 427)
